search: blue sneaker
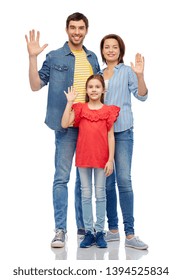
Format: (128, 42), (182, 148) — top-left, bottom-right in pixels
(104, 231), (120, 242)
(96, 232), (107, 248)
(80, 231), (95, 248)
(125, 236), (148, 250)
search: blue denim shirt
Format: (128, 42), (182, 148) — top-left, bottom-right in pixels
(38, 42), (100, 131)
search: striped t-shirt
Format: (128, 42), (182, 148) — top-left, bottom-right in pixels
(72, 49), (93, 103)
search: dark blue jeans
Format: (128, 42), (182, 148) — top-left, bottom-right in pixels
(106, 128), (134, 236)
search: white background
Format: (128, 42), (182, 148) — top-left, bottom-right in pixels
(1, 0), (182, 279)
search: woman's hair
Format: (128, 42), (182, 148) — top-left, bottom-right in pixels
(85, 74), (105, 103)
(66, 12), (89, 29)
(100, 34), (125, 64)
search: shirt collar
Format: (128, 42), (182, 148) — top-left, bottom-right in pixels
(63, 42), (92, 56)
(99, 63), (124, 74)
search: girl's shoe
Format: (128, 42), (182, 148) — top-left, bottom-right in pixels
(96, 231), (107, 248)
(80, 231), (95, 248)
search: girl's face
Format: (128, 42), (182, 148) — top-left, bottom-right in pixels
(102, 38), (120, 63)
(86, 79), (104, 101)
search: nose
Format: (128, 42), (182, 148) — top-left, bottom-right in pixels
(75, 27), (79, 34)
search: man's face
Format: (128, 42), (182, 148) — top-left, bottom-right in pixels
(66, 20), (88, 49)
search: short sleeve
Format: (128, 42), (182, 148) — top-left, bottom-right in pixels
(106, 105), (120, 131)
(72, 103), (83, 127)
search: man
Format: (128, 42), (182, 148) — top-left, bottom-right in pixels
(25, 12), (100, 248)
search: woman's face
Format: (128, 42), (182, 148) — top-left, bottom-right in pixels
(102, 38), (120, 63)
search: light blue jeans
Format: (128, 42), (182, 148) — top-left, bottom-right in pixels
(106, 127), (134, 236)
(53, 128), (84, 231)
(78, 167), (106, 233)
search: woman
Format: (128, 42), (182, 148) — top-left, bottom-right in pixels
(100, 34), (148, 250)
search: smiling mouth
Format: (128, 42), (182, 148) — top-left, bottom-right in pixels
(73, 36), (81, 40)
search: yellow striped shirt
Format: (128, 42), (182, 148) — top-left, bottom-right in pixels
(72, 49), (93, 103)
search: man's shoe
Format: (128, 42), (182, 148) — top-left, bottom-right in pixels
(125, 236), (148, 250)
(104, 231), (120, 242)
(96, 231), (107, 248)
(51, 229), (65, 248)
(80, 231), (95, 248)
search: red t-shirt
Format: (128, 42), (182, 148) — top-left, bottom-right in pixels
(72, 103), (120, 168)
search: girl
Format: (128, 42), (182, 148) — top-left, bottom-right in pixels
(61, 74), (120, 248)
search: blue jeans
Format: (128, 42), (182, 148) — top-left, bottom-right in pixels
(74, 168), (84, 229)
(106, 128), (134, 236)
(53, 128), (84, 231)
(78, 168), (106, 233)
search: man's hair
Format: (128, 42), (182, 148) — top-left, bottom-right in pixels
(66, 12), (89, 29)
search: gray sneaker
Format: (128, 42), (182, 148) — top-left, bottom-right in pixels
(51, 229), (65, 248)
(104, 231), (120, 242)
(125, 236), (148, 250)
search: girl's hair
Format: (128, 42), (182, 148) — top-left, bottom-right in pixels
(100, 34), (125, 64)
(66, 12), (89, 29)
(85, 74), (105, 103)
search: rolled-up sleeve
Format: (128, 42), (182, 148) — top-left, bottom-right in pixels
(128, 67), (148, 101)
(38, 53), (51, 87)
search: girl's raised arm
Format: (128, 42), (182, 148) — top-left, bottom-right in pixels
(61, 87), (78, 128)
